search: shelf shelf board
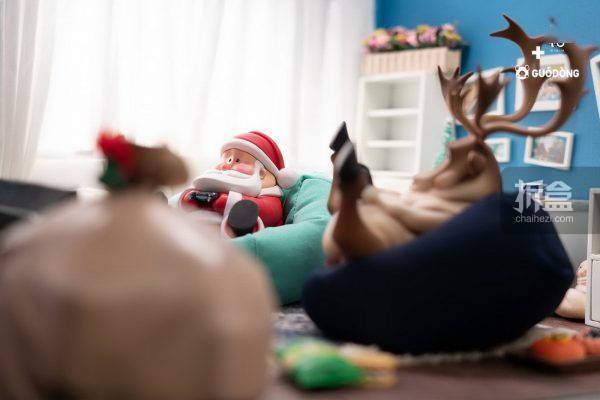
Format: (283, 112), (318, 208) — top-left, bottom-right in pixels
(371, 170), (415, 178)
(367, 108), (419, 118)
(366, 140), (416, 148)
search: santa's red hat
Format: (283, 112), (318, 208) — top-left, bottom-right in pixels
(221, 131), (298, 189)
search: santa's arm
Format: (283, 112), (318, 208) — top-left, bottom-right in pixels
(241, 195), (283, 227)
(211, 193), (283, 227)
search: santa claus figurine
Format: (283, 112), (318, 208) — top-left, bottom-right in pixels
(172, 131), (297, 237)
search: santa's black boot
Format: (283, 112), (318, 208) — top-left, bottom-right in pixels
(228, 200), (259, 237)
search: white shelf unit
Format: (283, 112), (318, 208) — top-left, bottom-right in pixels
(587, 189), (600, 328)
(355, 71), (452, 191)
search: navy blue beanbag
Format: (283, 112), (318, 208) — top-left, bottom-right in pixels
(302, 193), (573, 354)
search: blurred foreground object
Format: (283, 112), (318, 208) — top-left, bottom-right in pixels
(0, 180), (75, 231)
(276, 338), (397, 390)
(0, 133), (274, 399)
(97, 130), (188, 191)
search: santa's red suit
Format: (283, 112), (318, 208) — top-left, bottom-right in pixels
(172, 131), (297, 235)
(178, 187), (284, 228)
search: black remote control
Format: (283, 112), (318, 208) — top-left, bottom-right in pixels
(189, 191), (220, 205)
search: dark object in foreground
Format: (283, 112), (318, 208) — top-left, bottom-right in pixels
(303, 193), (573, 354)
(0, 179), (75, 231)
(228, 199), (259, 236)
(190, 191), (219, 205)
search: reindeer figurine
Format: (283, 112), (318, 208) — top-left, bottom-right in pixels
(323, 15), (595, 265)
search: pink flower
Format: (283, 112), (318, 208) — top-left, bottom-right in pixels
(406, 30), (418, 47)
(418, 26), (438, 45)
(366, 29), (391, 51)
(364, 23), (463, 53)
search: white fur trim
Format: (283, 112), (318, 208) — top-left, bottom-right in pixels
(259, 185), (283, 197)
(276, 167), (298, 189)
(223, 191), (243, 216)
(222, 138), (298, 188)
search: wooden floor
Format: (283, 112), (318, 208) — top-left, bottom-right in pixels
(263, 317), (600, 400)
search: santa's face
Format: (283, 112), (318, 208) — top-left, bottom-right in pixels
(193, 149), (276, 196)
(216, 149), (258, 175)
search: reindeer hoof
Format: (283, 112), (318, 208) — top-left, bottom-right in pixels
(335, 142), (361, 185)
(329, 121), (350, 152)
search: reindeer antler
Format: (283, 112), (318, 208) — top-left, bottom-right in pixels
(440, 14), (596, 140)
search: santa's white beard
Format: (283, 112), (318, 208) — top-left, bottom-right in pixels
(193, 164), (263, 197)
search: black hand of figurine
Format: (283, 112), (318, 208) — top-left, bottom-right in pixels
(190, 191), (220, 205)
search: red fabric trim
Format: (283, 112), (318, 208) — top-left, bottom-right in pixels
(233, 131), (285, 169)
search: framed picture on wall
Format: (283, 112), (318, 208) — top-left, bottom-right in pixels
(485, 138), (511, 163)
(458, 68), (505, 125)
(591, 53), (600, 119)
(515, 54), (569, 112)
(524, 131), (574, 170)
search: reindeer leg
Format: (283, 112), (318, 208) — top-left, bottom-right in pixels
(332, 143), (386, 260)
(329, 121), (350, 154)
(327, 121), (372, 213)
(327, 122), (350, 213)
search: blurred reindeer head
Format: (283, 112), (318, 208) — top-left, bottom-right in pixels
(412, 14), (596, 201)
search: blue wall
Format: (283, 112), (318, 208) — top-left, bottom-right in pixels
(376, 0), (600, 199)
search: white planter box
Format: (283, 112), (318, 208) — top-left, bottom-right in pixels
(362, 48), (461, 76)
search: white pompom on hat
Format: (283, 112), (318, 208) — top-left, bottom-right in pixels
(221, 131), (298, 189)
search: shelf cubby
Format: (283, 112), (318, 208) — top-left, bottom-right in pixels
(356, 71), (453, 188)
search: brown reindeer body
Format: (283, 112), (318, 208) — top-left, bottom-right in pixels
(324, 15), (595, 265)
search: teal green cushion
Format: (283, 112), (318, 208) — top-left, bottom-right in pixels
(232, 174), (331, 305)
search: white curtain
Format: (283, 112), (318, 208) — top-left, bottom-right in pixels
(37, 0), (373, 174)
(0, 0), (57, 179)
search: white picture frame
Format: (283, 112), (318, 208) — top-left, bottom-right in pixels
(485, 137), (511, 163)
(515, 54), (569, 112)
(524, 131), (574, 170)
(590, 53), (600, 119)
(457, 67), (505, 125)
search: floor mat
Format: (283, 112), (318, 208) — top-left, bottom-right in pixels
(272, 306), (575, 365)
(274, 305), (321, 338)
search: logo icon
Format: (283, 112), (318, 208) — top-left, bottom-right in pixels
(515, 65), (530, 80)
(513, 179), (573, 214)
(532, 45), (545, 60)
